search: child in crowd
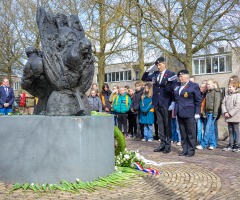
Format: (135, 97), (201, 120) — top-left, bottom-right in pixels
(99, 83), (111, 113)
(222, 82), (240, 152)
(113, 87), (131, 137)
(197, 82), (207, 145)
(91, 83), (100, 96)
(127, 88), (135, 138)
(139, 83), (154, 142)
(130, 82), (144, 139)
(197, 79), (221, 150)
(88, 89), (102, 112)
(109, 85), (119, 126)
(229, 76), (240, 88)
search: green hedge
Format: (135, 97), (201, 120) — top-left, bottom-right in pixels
(114, 126), (126, 156)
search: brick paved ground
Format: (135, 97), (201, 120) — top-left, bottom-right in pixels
(1, 138), (239, 199)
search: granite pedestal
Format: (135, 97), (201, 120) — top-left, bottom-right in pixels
(0, 115), (114, 184)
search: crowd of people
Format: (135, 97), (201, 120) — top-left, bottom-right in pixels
(1, 56), (240, 157)
(88, 57), (240, 157)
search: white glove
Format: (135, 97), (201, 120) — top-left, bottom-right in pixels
(168, 75), (178, 81)
(194, 114), (200, 120)
(168, 102), (175, 111)
(146, 64), (156, 72)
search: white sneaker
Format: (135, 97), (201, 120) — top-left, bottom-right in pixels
(176, 142), (181, 146)
(222, 145), (233, 151)
(141, 139), (146, 142)
(208, 146), (215, 150)
(196, 145), (203, 150)
(148, 140), (153, 142)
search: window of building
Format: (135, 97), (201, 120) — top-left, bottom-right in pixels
(104, 74), (107, 82)
(120, 71), (124, 81)
(12, 82), (21, 91)
(127, 70), (132, 80)
(107, 73), (111, 82)
(206, 58), (211, 73)
(104, 70), (132, 82)
(112, 72), (116, 82)
(193, 54), (231, 75)
(135, 70), (140, 80)
(124, 71), (128, 81)
(116, 72), (119, 81)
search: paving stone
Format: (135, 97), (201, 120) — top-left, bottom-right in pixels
(1, 140), (239, 199)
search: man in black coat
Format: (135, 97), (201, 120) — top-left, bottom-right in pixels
(142, 57), (176, 153)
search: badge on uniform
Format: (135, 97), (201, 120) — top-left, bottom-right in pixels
(184, 92), (188, 98)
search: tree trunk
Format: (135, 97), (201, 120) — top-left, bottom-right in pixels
(136, 0), (144, 78)
(185, 50), (193, 75)
(7, 65), (12, 84)
(98, 0), (106, 90)
(98, 53), (105, 91)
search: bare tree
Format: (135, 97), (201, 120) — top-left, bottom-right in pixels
(138, 0), (240, 74)
(0, 0), (24, 81)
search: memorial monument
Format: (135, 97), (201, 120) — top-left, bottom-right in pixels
(21, 7), (95, 116)
(0, 7), (114, 184)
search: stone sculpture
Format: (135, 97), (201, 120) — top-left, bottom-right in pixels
(21, 7), (94, 116)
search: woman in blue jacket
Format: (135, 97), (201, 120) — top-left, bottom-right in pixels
(140, 83), (154, 142)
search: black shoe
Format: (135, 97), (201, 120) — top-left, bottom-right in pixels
(185, 154), (194, 157)
(154, 146), (165, 152)
(232, 144), (240, 152)
(163, 149), (171, 154)
(179, 152), (187, 156)
(153, 135), (159, 140)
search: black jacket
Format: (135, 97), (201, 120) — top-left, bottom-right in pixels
(130, 87), (144, 114)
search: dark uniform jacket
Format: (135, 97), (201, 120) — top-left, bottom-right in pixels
(141, 69), (175, 108)
(173, 81), (202, 118)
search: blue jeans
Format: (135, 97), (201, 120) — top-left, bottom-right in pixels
(0, 108), (12, 115)
(214, 120), (219, 146)
(201, 113), (216, 148)
(144, 124), (153, 140)
(176, 116), (181, 142)
(111, 111), (117, 126)
(197, 117), (206, 144)
(171, 118), (179, 142)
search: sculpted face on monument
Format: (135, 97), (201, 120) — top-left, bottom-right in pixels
(21, 7), (94, 116)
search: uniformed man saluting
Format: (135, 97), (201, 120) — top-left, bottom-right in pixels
(142, 57), (176, 153)
(173, 70), (202, 157)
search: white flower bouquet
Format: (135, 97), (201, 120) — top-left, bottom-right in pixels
(115, 149), (145, 168)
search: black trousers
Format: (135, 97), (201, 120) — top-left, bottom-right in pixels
(117, 113), (127, 135)
(177, 115), (196, 155)
(128, 114), (138, 135)
(155, 105), (172, 149)
(154, 111), (159, 139)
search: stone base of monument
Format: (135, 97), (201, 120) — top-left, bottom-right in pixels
(0, 115), (114, 184)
